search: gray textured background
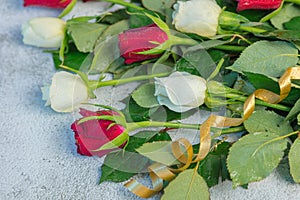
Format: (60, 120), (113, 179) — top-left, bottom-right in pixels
(1, 0), (300, 199)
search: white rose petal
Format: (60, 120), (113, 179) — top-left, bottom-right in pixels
(154, 71), (207, 112)
(172, 0), (222, 37)
(48, 71), (89, 112)
(22, 17), (66, 48)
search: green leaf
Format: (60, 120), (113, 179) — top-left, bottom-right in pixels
(262, 30), (300, 41)
(245, 72), (300, 105)
(232, 76), (255, 95)
(270, 3), (300, 30)
(245, 72), (279, 93)
(128, 8), (153, 28)
(122, 97), (154, 122)
(298, 114), (300, 125)
(149, 131), (172, 142)
(126, 130), (171, 152)
(198, 142), (231, 187)
(100, 164), (134, 183)
(100, 150), (149, 183)
(289, 138), (300, 183)
(52, 44), (90, 71)
(286, 98), (300, 121)
(90, 20), (129, 73)
(228, 40), (299, 78)
(227, 132), (287, 187)
(175, 47), (218, 79)
(284, 16), (300, 31)
(161, 169), (210, 200)
(100, 9), (129, 25)
(104, 150), (148, 173)
(142, 0), (165, 14)
(67, 22), (108, 53)
(150, 105), (196, 122)
(122, 97), (195, 122)
(132, 83), (159, 108)
(136, 141), (180, 166)
(244, 110), (293, 136)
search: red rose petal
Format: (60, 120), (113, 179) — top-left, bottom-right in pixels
(23, 0), (72, 8)
(119, 24), (168, 64)
(237, 0), (282, 11)
(71, 109), (126, 157)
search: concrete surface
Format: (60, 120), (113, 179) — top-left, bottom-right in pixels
(0, 0), (300, 199)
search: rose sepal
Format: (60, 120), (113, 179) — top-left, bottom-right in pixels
(206, 80), (245, 96)
(135, 34), (197, 56)
(58, 0), (77, 18)
(135, 13), (197, 56)
(144, 13), (171, 37)
(218, 10), (268, 34)
(78, 115), (127, 128)
(91, 131), (129, 152)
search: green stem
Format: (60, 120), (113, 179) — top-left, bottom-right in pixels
(238, 25), (267, 34)
(213, 45), (246, 52)
(89, 72), (170, 89)
(127, 120), (245, 134)
(225, 93), (291, 112)
(127, 121), (200, 131)
(207, 58), (225, 81)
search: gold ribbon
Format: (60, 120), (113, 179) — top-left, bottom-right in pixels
(125, 66), (300, 198)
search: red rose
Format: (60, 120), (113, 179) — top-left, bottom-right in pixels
(118, 24), (168, 64)
(71, 108), (127, 157)
(23, 0), (72, 8)
(237, 0), (282, 11)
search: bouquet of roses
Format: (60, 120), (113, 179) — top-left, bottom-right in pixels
(22, 0), (300, 199)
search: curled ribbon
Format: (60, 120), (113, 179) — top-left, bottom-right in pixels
(125, 66), (300, 198)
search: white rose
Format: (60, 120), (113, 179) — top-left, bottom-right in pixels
(22, 17), (66, 48)
(172, 0), (222, 37)
(42, 71), (89, 112)
(154, 71), (207, 112)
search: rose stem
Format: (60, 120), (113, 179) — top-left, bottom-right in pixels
(126, 121), (245, 134)
(225, 93), (291, 112)
(90, 72), (170, 89)
(213, 45), (246, 52)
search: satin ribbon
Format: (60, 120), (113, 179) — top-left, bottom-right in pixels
(125, 66), (300, 198)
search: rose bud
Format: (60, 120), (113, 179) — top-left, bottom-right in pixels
(71, 108), (128, 157)
(154, 71), (207, 112)
(41, 71), (89, 112)
(237, 0), (283, 11)
(22, 17), (66, 48)
(23, 0), (72, 8)
(118, 24), (168, 64)
(172, 0), (222, 37)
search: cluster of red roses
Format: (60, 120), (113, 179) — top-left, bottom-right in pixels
(23, 0), (284, 11)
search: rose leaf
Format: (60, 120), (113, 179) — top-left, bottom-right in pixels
(227, 132), (287, 188)
(161, 169), (210, 200)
